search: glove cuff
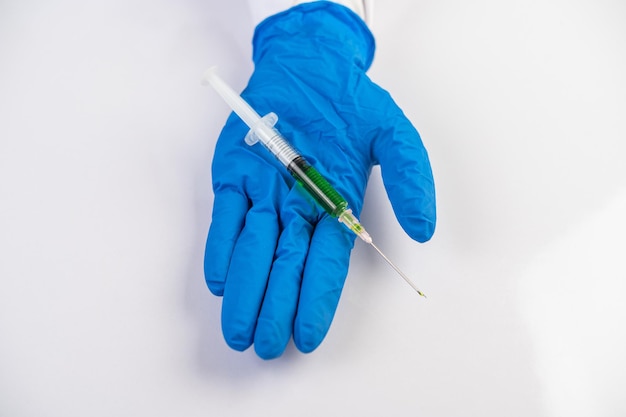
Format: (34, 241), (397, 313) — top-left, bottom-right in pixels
(291, 0), (373, 26)
(252, 1), (375, 72)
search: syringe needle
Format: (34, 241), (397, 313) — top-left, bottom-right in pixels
(369, 242), (427, 298)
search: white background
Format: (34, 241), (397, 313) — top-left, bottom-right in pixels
(1, 1), (625, 416)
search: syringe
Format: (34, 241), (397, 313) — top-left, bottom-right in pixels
(202, 67), (426, 297)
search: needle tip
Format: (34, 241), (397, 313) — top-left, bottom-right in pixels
(369, 241), (427, 299)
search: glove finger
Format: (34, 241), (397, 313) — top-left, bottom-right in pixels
(294, 216), (353, 353)
(221, 201), (280, 352)
(375, 117), (436, 242)
(254, 192), (316, 360)
(204, 189), (249, 296)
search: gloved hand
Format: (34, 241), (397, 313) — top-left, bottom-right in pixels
(204, 2), (436, 359)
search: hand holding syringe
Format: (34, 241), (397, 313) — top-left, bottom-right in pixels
(203, 67), (426, 297)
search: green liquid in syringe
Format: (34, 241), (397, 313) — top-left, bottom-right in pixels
(287, 156), (348, 218)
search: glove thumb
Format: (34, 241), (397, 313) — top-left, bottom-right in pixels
(374, 116), (436, 242)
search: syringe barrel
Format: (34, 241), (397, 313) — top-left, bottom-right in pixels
(287, 156), (348, 217)
(246, 114), (348, 217)
(246, 116), (299, 167)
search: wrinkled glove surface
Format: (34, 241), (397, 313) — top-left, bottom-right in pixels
(204, 2), (436, 359)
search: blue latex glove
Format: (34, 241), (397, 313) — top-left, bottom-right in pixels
(204, 2), (436, 359)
